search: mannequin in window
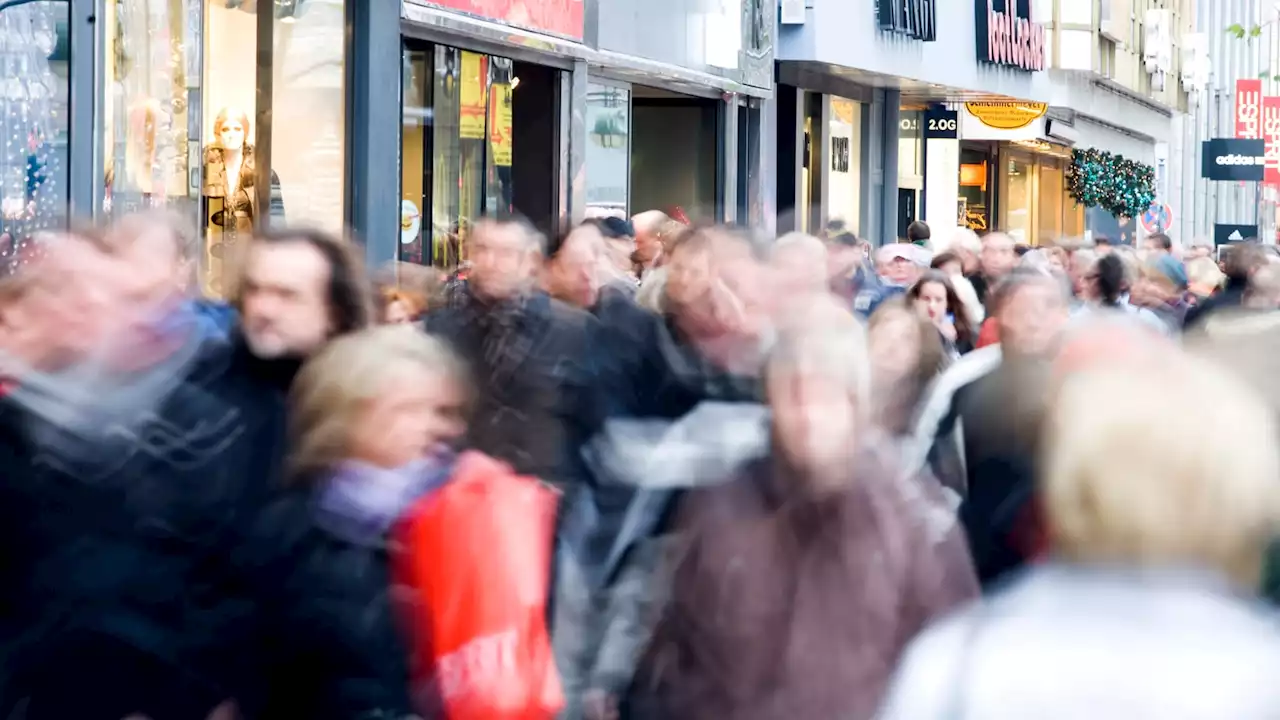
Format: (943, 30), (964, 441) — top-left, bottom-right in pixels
(203, 107), (258, 239)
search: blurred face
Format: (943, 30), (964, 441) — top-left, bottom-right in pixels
(546, 227), (602, 309)
(469, 224), (536, 302)
(914, 280), (948, 322)
(768, 360), (857, 484)
(111, 226), (186, 309)
(1188, 245), (1212, 260)
(218, 118), (246, 151)
(885, 257), (919, 286)
(997, 280), (1068, 358)
(240, 241), (333, 359)
(980, 235), (1016, 278)
(869, 312), (920, 386)
(348, 367), (468, 468)
(11, 238), (131, 368)
(664, 245), (713, 310)
(635, 227), (663, 265)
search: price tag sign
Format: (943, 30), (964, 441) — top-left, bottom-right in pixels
(924, 108), (959, 139)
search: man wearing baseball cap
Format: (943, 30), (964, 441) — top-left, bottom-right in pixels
(853, 243), (930, 316)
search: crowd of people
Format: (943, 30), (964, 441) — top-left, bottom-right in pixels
(0, 209), (1278, 719)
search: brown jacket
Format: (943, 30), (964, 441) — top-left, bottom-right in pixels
(630, 447), (978, 719)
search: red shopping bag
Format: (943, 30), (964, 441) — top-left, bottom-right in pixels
(394, 451), (564, 720)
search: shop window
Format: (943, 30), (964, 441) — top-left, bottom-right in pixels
(1037, 157), (1064, 244)
(826, 97), (861, 233)
(585, 82), (630, 218)
(1000, 150), (1035, 245)
(0, 2), (68, 246)
(958, 146), (991, 234)
(401, 43), (556, 270)
(102, 0), (346, 298)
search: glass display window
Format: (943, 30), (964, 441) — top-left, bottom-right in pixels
(0, 1), (69, 256)
(102, 0), (347, 298)
(400, 41), (560, 271)
(585, 81), (631, 218)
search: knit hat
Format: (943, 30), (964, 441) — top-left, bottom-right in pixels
(1147, 254), (1188, 290)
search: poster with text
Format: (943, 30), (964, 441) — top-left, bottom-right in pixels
(1265, 96), (1280, 185)
(1237, 78), (1262, 139)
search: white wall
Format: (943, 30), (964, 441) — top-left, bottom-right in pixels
(825, 96), (861, 231)
(924, 138), (959, 231)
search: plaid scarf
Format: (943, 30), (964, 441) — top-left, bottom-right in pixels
(447, 282), (548, 387)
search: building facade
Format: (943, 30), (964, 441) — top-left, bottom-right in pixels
(1181, 0), (1270, 245)
(775, 0), (1194, 247)
(0, 0), (773, 289)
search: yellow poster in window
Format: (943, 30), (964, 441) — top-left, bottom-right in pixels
(490, 83), (513, 167)
(459, 52), (487, 140)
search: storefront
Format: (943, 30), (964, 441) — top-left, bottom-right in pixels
(0, 0), (771, 283)
(774, 0), (1053, 244)
(388, 0), (773, 272)
(954, 103), (1083, 246)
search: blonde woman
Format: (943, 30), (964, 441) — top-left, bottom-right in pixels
(260, 326), (469, 719)
(880, 335), (1280, 718)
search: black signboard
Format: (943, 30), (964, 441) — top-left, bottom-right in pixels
(1201, 138), (1266, 181)
(976, 0), (1045, 71)
(1214, 223), (1257, 246)
(924, 108), (959, 139)
(879, 0), (937, 41)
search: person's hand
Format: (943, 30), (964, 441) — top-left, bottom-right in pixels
(583, 689), (619, 720)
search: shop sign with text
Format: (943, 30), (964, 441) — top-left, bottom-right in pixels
(417, 0), (584, 40)
(1264, 96), (1280, 185)
(1201, 138), (1265, 181)
(1236, 79), (1262, 139)
(976, 0), (1044, 71)
(964, 101), (1047, 130)
(878, 0), (936, 41)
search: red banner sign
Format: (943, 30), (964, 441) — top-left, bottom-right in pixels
(423, 0), (584, 40)
(1237, 79), (1262, 138)
(1264, 96), (1280, 185)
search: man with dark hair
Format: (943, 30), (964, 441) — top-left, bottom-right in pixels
(1185, 241), (1267, 330)
(427, 217), (600, 492)
(0, 223), (380, 718)
(907, 220), (931, 246)
(1143, 232), (1174, 255)
(909, 267), (1071, 588)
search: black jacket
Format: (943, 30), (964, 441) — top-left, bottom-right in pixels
(252, 490), (418, 719)
(425, 287), (603, 492)
(0, 335), (291, 719)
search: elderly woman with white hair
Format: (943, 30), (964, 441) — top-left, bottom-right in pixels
(627, 295), (977, 720)
(879, 331), (1280, 719)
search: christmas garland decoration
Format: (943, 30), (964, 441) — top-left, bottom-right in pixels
(1066, 147), (1156, 219)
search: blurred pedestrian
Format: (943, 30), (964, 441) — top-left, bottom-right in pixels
(629, 296), (977, 719)
(881, 347), (1280, 719)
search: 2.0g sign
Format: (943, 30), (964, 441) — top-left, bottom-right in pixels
(924, 108), (959, 139)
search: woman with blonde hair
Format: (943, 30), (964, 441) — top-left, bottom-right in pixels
(259, 325), (470, 719)
(880, 330), (1280, 718)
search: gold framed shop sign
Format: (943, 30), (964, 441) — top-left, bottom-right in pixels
(965, 101), (1048, 130)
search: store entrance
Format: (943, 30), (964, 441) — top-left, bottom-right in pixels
(630, 86), (719, 222)
(400, 42), (560, 269)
